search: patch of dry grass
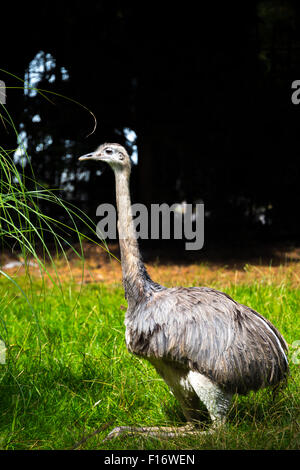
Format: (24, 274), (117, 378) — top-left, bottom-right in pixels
(2, 242), (300, 290)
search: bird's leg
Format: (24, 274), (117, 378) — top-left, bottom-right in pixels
(186, 371), (233, 429)
(103, 423), (198, 442)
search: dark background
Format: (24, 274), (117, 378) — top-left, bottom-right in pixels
(2, 1), (300, 260)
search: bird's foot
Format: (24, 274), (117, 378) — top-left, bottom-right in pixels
(103, 423), (202, 442)
(103, 426), (137, 442)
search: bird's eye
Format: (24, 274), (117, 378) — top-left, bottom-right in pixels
(118, 153), (124, 160)
(105, 148), (113, 155)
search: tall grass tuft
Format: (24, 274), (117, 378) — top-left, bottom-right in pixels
(0, 97), (107, 403)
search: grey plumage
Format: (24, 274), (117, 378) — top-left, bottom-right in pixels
(79, 143), (289, 440)
(125, 284), (288, 395)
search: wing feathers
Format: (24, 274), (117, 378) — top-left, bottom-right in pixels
(125, 286), (289, 394)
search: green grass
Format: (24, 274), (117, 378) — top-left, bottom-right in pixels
(0, 276), (299, 450)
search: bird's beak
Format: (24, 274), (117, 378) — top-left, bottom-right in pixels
(78, 152), (96, 161)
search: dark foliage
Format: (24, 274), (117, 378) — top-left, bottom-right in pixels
(1, 1), (300, 248)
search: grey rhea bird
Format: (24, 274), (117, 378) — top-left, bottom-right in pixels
(79, 143), (289, 440)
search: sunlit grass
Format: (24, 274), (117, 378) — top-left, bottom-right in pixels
(0, 276), (298, 450)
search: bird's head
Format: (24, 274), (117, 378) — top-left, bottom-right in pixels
(79, 143), (131, 173)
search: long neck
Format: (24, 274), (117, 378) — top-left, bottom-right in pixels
(114, 169), (151, 304)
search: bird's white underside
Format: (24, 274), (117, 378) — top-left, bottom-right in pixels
(149, 358), (233, 424)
